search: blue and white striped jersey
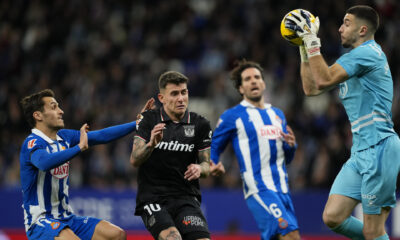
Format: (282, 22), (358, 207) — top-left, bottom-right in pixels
(336, 40), (396, 151)
(211, 100), (296, 198)
(20, 128), (80, 231)
(19, 121), (136, 232)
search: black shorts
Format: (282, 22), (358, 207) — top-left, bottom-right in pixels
(139, 196), (210, 240)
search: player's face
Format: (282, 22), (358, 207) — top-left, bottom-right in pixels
(35, 97), (64, 130)
(159, 83), (188, 120)
(339, 14), (361, 48)
(239, 67), (265, 103)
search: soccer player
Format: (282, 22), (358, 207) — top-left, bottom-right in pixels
(19, 89), (154, 240)
(287, 5), (400, 240)
(210, 60), (300, 240)
(130, 71), (212, 240)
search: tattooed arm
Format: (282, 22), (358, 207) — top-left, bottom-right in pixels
(184, 148), (211, 180)
(130, 123), (165, 167)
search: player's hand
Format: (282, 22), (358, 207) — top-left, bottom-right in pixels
(285, 10), (320, 38)
(281, 125), (296, 147)
(148, 123), (165, 148)
(137, 98), (155, 121)
(78, 123), (89, 151)
(184, 164), (202, 181)
(210, 161), (225, 177)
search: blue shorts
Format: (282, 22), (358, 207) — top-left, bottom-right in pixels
(330, 135), (400, 214)
(26, 215), (101, 240)
(246, 190), (299, 239)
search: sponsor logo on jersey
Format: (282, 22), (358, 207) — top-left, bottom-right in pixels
(51, 221), (61, 229)
(259, 125), (281, 139)
(50, 162), (70, 179)
(28, 139), (37, 149)
(278, 217), (288, 229)
(155, 141), (195, 152)
(182, 216), (205, 227)
(183, 125), (195, 137)
(362, 194), (377, 205)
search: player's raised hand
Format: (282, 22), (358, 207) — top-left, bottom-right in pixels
(148, 123), (165, 148)
(210, 161), (225, 177)
(184, 163), (202, 181)
(281, 125), (296, 147)
(78, 123), (89, 151)
(286, 10), (320, 37)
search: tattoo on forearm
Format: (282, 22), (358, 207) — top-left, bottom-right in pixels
(198, 149), (211, 177)
(158, 230), (181, 240)
(131, 137), (154, 166)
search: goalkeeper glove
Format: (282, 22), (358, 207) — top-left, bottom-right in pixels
(286, 10), (321, 58)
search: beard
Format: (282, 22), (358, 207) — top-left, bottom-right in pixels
(246, 95), (262, 102)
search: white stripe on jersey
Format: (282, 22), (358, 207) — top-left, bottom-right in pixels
(253, 193), (272, 215)
(267, 108), (288, 193)
(246, 108), (277, 192)
(236, 118), (258, 198)
(51, 177), (60, 217)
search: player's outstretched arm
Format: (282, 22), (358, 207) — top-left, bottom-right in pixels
(130, 123), (165, 167)
(30, 123), (89, 171)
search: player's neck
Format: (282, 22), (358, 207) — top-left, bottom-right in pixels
(165, 109), (185, 122)
(35, 124), (58, 140)
(244, 97), (265, 109)
(352, 35), (374, 49)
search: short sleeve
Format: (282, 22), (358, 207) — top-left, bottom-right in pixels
(196, 118), (212, 151)
(336, 46), (376, 78)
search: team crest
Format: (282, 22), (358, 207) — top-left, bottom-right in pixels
(28, 139), (37, 149)
(183, 125), (195, 137)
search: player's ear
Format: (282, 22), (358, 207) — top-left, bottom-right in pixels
(239, 85), (244, 95)
(158, 93), (164, 104)
(33, 111), (42, 122)
(359, 25), (368, 37)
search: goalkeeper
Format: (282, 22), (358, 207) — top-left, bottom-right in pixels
(286, 5), (400, 240)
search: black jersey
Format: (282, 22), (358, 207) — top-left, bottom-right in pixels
(134, 107), (212, 214)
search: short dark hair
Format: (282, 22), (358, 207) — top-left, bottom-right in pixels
(230, 59), (264, 92)
(158, 71), (188, 90)
(20, 89), (55, 127)
(346, 5), (379, 34)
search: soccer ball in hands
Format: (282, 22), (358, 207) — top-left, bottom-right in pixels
(280, 9), (316, 46)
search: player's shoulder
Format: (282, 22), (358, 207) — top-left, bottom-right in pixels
(21, 133), (46, 151)
(189, 111), (210, 126)
(140, 108), (159, 119)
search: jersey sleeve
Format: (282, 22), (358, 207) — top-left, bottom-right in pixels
(273, 107), (297, 165)
(210, 110), (236, 164)
(87, 121), (136, 145)
(336, 46), (377, 79)
(134, 111), (153, 142)
(196, 118), (212, 152)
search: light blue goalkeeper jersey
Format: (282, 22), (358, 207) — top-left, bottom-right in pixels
(336, 40), (396, 151)
(211, 100), (296, 198)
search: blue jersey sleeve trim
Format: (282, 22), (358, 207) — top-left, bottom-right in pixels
(31, 145), (81, 171)
(88, 121), (136, 145)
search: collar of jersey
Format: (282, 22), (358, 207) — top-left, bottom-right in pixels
(240, 99), (271, 109)
(160, 107), (190, 124)
(31, 128), (63, 143)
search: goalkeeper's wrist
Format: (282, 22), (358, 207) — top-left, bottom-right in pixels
(303, 34), (321, 58)
(299, 45), (308, 62)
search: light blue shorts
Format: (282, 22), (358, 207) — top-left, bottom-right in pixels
(26, 214), (101, 240)
(330, 135), (400, 214)
(246, 190), (299, 239)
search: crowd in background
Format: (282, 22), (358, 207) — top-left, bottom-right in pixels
(1, 0), (399, 192)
